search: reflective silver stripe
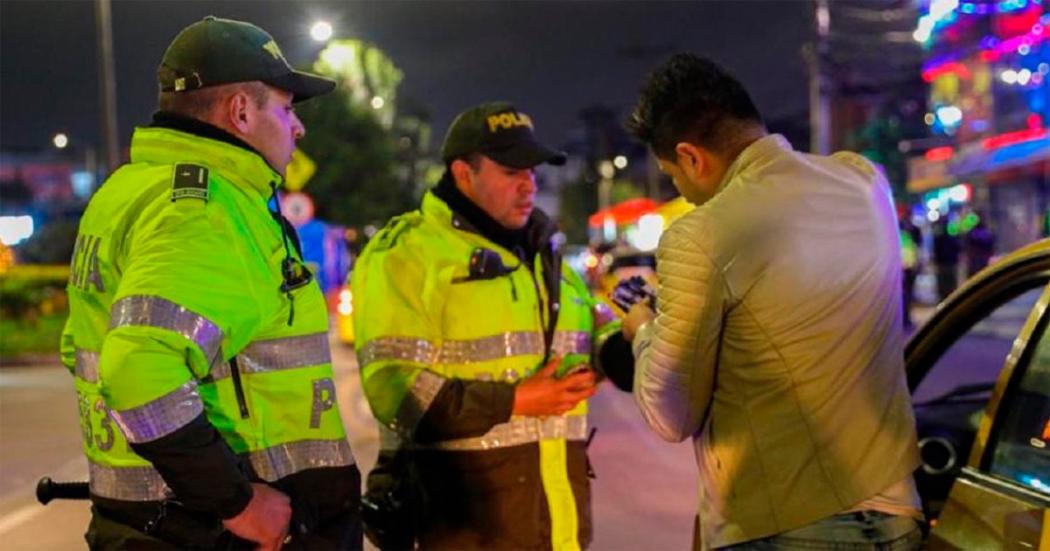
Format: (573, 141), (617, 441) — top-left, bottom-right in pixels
(110, 295), (224, 364)
(362, 331), (592, 368)
(88, 461), (171, 502)
(552, 331), (591, 356)
(75, 350), (100, 383)
(110, 381), (204, 443)
(592, 302), (618, 328)
(427, 415), (588, 451)
(247, 438), (356, 481)
(87, 439), (356, 500)
(437, 332), (544, 364)
(358, 337), (437, 368)
(209, 333), (331, 381)
(390, 370), (446, 435)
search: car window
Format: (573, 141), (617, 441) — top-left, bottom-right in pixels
(985, 321), (1050, 496)
(912, 287), (1044, 406)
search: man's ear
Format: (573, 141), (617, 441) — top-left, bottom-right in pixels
(450, 159), (474, 194)
(226, 91), (252, 134)
(674, 142), (705, 181)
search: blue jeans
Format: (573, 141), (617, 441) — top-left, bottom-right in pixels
(720, 511), (923, 550)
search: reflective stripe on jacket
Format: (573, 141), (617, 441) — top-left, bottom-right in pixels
(353, 191), (619, 549)
(61, 126), (353, 502)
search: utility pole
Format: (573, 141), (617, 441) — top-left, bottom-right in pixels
(95, 0), (119, 173)
(807, 0), (832, 155)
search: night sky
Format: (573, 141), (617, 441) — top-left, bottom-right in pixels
(1, 0), (813, 154)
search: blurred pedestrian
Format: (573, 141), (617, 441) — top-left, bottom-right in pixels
(964, 218), (995, 277)
(622, 53), (922, 550)
(61, 16), (361, 550)
(352, 102), (632, 549)
(901, 217), (921, 329)
(932, 219), (960, 300)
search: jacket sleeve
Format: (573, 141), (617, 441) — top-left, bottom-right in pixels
(352, 233), (514, 443)
(563, 266), (635, 392)
(632, 220), (725, 443)
(99, 196), (264, 517)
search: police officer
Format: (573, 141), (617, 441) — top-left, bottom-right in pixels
(62, 16), (360, 550)
(352, 102), (633, 550)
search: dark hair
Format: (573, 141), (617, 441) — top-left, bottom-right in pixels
(445, 152), (485, 174)
(157, 81), (269, 119)
(627, 53), (763, 160)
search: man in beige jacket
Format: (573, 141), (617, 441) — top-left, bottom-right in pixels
(622, 53), (923, 549)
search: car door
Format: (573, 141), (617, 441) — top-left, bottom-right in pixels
(905, 240), (1050, 548)
(927, 282), (1049, 548)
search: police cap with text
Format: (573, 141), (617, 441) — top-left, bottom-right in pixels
(441, 102), (567, 169)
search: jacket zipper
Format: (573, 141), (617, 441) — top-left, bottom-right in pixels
(228, 356), (250, 419)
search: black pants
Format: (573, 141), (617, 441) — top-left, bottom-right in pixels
(85, 504), (363, 550)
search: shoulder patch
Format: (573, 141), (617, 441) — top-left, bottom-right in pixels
(171, 163), (209, 202)
(369, 211), (423, 252)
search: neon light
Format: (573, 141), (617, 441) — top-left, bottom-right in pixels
(922, 21), (1048, 76)
(926, 146), (955, 161)
(997, 0), (1029, 12)
(982, 127), (1048, 149)
(923, 61), (973, 81)
(1029, 114), (1044, 129)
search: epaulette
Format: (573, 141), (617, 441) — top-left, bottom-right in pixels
(368, 211), (423, 251)
(171, 163), (209, 202)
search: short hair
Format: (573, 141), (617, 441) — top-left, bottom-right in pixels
(446, 153), (485, 174)
(627, 53), (763, 160)
(157, 81), (269, 119)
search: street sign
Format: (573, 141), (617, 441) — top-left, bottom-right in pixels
(284, 149), (316, 191)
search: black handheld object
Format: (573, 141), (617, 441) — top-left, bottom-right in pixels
(452, 247), (520, 283)
(36, 477), (90, 504)
(611, 276), (656, 312)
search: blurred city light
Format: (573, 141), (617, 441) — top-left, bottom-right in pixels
(310, 21), (333, 42)
(949, 184), (971, 203)
(935, 105), (963, 127)
(613, 155), (628, 169)
(52, 133), (68, 149)
(337, 287), (353, 316)
(0, 216), (34, 245)
(599, 160), (615, 179)
(628, 213), (664, 251)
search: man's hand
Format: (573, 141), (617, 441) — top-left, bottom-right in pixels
(512, 356), (598, 416)
(622, 299), (655, 341)
(222, 482), (292, 551)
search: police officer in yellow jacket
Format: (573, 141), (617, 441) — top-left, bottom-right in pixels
(353, 102), (631, 550)
(61, 17), (360, 550)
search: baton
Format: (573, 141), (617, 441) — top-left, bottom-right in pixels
(36, 477), (90, 504)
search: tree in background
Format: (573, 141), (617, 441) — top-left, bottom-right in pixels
(295, 40), (424, 228)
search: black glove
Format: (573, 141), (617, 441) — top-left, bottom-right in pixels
(611, 276), (656, 312)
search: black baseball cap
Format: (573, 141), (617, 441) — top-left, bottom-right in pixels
(158, 16), (335, 103)
(440, 102), (567, 169)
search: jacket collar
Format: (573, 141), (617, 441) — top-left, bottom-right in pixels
(130, 115), (281, 198)
(426, 173), (558, 259)
(716, 134), (792, 193)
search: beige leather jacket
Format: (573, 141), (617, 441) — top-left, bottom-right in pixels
(632, 135), (920, 548)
